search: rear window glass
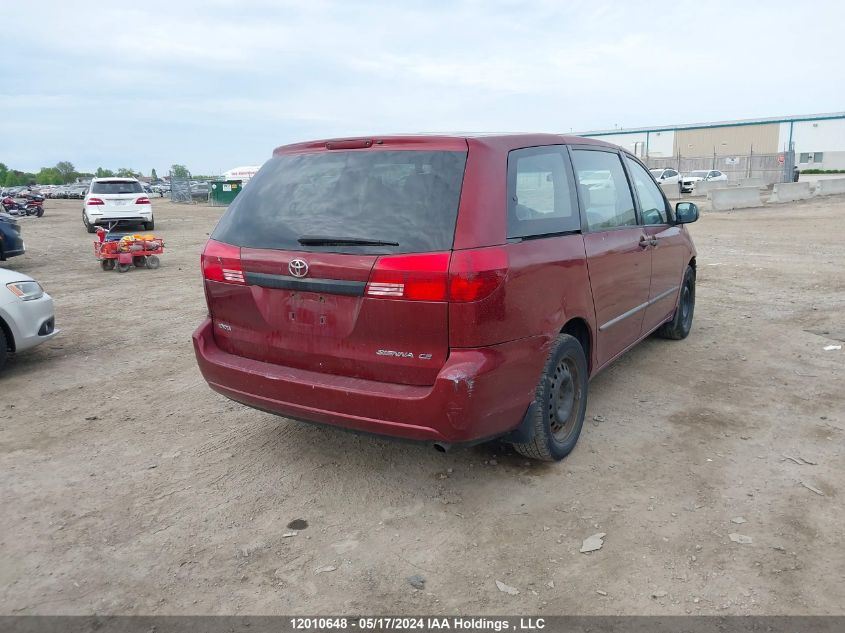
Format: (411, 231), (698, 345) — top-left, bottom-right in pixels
(91, 181), (143, 194)
(213, 150), (467, 254)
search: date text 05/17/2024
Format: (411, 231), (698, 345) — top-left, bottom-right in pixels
(289, 617), (547, 631)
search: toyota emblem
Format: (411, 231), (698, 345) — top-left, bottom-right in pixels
(288, 259), (309, 278)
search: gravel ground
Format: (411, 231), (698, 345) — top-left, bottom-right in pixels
(0, 195), (843, 615)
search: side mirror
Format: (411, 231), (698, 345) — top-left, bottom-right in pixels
(675, 201), (699, 224)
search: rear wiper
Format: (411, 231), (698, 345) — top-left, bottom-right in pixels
(297, 235), (399, 246)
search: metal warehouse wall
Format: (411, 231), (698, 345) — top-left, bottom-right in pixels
(673, 123), (779, 156)
(779, 118), (845, 169)
(778, 118), (845, 151)
(576, 130), (675, 157)
(579, 114), (845, 168)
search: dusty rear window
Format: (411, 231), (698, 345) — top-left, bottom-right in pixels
(212, 150), (467, 254)
(91, 181), (143, 194)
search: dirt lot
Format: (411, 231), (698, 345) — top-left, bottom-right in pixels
(1, 195), (843, 615)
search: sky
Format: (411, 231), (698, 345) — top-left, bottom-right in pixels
(2, 0), (844, 176)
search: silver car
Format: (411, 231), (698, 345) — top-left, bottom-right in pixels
(0, 267), (59, 370)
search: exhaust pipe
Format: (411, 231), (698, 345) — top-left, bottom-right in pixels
(433, 442), (452, 453)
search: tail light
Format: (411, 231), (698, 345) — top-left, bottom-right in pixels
(365, 247), (508, 303)
(136, 196), (151, 205)
(201, 239), (245, 284)
(448, 247), (508, 302)
(87, 197), (105, 205)
(365, 253), (449, 301)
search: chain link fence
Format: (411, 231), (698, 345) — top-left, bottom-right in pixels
(169, 175), (192, 203)
(646, 151), (793, 184)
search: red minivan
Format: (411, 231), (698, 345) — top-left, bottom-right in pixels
(193, 134), (699, 461)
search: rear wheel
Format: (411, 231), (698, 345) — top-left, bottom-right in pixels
(143, 217), (155, 231)
(83, 211), (96, 233)
(512, 334), (589, 462)
(657, 265), (695, 340)
(133, 256), (146, 268)
(101, 259), (115, 271)
(145, 255), (160, 269)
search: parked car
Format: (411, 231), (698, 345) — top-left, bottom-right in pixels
(649, 168), (680, 185)
(680, 169), (727, 193)
(67, 185), (88, 199)
(190, 182), (210, 199)
(82, 177), (154, 233)
(193, 134), (699, 461)
(4, 186), (26, 197)
(0, 267), (58, 371)
(0, 212), (25, 260)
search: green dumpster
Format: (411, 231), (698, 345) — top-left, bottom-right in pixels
(209, 180), (243, 206)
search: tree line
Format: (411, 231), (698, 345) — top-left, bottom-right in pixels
(0, 162), (205, 187)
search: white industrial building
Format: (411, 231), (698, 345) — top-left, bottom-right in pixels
(579, 112), (845, 171)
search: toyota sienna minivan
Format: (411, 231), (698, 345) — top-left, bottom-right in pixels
(193, 134), (699, 461)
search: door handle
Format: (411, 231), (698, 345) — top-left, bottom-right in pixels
(638, 236), (652, 248)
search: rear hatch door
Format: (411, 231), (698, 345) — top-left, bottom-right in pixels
(89, 180), (145, 216)
(204, 139), (468, 386)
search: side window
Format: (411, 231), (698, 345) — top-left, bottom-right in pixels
(570, 150), (637, 231)
(507, 147), (579, 238)
(625, 157), (668, 225)
(666, 170), (678, 178)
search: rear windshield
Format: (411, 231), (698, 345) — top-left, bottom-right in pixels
(212, 150), (467, 254)
(91, 181), (143, 194)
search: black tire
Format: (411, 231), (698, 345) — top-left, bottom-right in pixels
(143, 217), (155, 231)
(133, 256), (146, 268)
(0, 326), (7, 372)
(512, 334), (589, 462)
(145, 255), (160, 269)
(117, 262), (132, 273)
(101, 259), (116, 271)
(83, 211), (96, 233)
(657, 265), (696, 340)
(35, 206), (44, 218)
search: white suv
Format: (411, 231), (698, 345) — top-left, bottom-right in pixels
(649, 168), (680, 185)
(680, 169), (728, 193)
(82, 178), (154, 233)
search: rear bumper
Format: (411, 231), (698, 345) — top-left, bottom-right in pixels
(192, 318), (548, 443)
(89, 215), (151, 225)
(0, 225), (24, 258)
(1, 246), (25, 259)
